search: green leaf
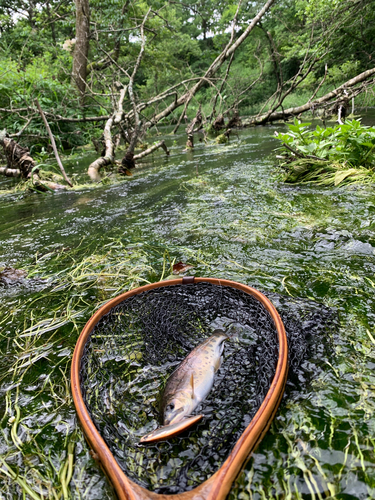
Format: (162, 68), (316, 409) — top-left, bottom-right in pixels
(306, 143), (317, 153)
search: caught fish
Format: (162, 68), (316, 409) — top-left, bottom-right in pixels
(162, 329), (229, 426)
(140, 330), (228, 443)
(139, 415), (203, 444)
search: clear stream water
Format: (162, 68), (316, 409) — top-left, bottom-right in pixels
(0, 115), (375, 499)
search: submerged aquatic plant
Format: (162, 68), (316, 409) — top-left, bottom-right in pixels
(2, 236), (374, 500)
(2, 127), (375, 499)
(275, 119), (375, 186)
(0, 239), (195, 499)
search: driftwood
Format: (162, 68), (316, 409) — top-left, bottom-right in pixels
(0, 130), (68, 191)
(87, 87), (126, 180)
(134, 140), (170, 160)
(88, 9), (173, 180)
(88, 10), (149, 180)
(0, 130), (36, 178)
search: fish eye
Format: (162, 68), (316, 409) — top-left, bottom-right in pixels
(167, 403), (175, 411)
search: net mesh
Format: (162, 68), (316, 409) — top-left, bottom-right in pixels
(79, 282), (337, 494)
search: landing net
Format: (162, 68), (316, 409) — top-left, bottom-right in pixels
(78, 281), (336, 494)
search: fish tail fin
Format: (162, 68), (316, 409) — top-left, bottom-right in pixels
(225, 332), (240, 345)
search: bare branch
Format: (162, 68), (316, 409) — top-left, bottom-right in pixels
(309, 63), (328, 103)
(9, 116), (35, 138)
(87, 85), (127, 180)
(88, 8), (153, 179)
(243, 67), (375, 125)
(35, 99), (73, 187)
(143, 0), (277, 130)
(127, 8), (152, 155)
(133, 140), (170, 160)
(87, 115), (115, 180)
(0, 107), (110, 123)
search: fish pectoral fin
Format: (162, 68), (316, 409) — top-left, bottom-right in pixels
(214, 355), (223, 371)
(190, 373), (195, 399)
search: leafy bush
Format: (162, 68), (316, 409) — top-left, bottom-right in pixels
(0, 54), (106, 151)
(275, 119), (375, 186)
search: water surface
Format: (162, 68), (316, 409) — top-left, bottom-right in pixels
(1, 117), (375, 499)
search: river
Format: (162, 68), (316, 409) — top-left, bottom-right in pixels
(0, 115), (375, 499)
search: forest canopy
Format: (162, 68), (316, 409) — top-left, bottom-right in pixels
(1, 0), (375, 183)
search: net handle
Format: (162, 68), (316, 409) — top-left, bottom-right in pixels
(71, 277), (288, 500)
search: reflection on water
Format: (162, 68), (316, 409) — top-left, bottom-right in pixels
(1, 112), (375, 499)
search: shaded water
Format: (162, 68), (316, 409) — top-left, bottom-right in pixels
(1, 116), (375, 499)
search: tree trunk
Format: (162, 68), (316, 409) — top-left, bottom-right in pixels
(72, 0), (90, 98)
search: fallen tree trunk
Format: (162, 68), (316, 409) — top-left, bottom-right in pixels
(243, 67), (375, 126)
(0, 167), (21, 177)
(87, 113), (116, 181)
(87, 0), (276, 181)
(0, 130), (36, 178)
(88, 9), (171, 180)
(88, 10), (150, 180)
(0, 130), (68, 190)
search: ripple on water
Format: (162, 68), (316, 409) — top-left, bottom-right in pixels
(1, 123), (375, 499)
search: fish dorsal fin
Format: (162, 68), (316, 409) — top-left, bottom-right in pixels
(190, 373), (195, 399)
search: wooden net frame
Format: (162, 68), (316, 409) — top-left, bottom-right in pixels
(71, 277), (288, 500)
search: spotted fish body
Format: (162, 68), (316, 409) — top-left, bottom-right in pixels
(162, 330), (228, 426)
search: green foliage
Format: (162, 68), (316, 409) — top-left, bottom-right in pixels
(275, 119), (375, 186)
(0, 52), (105, 150)
(215, 133), (228, 144)
(1, 0), (375, 163)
